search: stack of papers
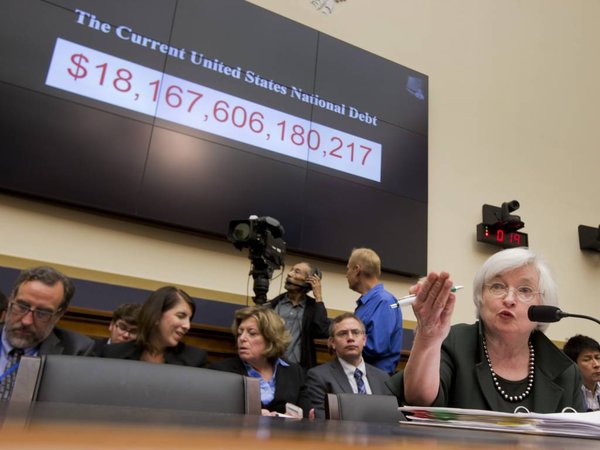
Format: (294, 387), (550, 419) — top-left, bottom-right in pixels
(399, 406), (600, 439)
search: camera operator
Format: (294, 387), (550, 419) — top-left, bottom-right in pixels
(266, 262), (330, 370)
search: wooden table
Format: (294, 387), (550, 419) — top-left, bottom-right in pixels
(0, 402), (594, 450)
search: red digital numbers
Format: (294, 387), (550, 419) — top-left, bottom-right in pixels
(495, 229), (504, 242)
(494, 230), (521, 245)
(478, 224), (527, 248)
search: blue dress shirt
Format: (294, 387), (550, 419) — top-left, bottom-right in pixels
(244, 358), (289, 406)
(355, 283), (402, 374)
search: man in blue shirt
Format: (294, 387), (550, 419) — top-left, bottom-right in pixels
(346, 248), (402, 374)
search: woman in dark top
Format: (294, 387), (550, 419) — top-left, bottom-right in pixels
(209, 306), (305, 416)
(387, 248), (583, 413)
(102, 286), (207, 367)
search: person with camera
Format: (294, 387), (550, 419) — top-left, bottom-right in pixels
(266, 262), (330, 370)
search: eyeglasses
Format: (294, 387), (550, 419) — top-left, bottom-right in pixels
(9, 300), (60, 323)
(114, 321), (138, 337)
(334, 329), (364, 338)
(485, 283), (543, 303)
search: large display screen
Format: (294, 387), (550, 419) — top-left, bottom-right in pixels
(0, 0), (428, 276)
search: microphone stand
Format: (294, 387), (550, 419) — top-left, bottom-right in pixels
(560, 312), (600, 326)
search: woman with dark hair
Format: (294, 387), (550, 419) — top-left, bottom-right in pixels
(102, 286), (207, 366)
(209, 306), (305, 416)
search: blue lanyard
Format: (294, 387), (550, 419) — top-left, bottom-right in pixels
(0, 361), (20, 382)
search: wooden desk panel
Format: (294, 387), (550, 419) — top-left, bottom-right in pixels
(1, 407), (591, 450)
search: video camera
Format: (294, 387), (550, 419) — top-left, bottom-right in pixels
(227, 215), (286, 305)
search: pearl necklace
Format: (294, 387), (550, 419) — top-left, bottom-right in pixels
(482, 336), (535, 402)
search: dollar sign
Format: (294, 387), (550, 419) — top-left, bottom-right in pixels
(68, 53), (89, 81)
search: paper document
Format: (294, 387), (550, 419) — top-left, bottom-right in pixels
(399, 406), (600, 439)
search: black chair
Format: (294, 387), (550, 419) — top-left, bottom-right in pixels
(10, 355), (261, 416)
(325, 393), (401, 423)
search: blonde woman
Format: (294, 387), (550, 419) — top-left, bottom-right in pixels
(210, 306), (305, 416)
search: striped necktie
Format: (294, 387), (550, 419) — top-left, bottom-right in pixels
(0, 348), (24, 401)
(354, 368), (366, 394)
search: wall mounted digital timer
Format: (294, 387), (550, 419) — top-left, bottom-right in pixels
(476, 223), (528, 248)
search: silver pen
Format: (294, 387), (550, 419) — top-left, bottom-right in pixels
(391, 285), (464, 309)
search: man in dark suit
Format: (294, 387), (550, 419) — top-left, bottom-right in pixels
(267, 262), (329, 370)
(0, 266), (94, 400)
(299, 312), (392, 418)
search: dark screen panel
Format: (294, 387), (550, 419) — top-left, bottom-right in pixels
(315, 34), (428, 135)
(0, 84), (150, 212)
(167, 0), (319, 110)
(136, 126), (308, 246)
(0, 0), (176, 123)
(0, 0), (428, 275)
(301, 170), (427, 275)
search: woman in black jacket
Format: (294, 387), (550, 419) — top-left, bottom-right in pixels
(102, 286), (207, 367)
(209, 306), (304, 416)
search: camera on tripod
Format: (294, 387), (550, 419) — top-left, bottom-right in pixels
(227, 215), (286, 305)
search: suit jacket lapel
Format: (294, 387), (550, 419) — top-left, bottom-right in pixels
(474, 322), (505, 411)
(530, 331), (566, 413)
(475, 359), (503, 411)
(364, 365), (388, 394)
(38, 330), (62, 355)
(331, 358), (354, 393)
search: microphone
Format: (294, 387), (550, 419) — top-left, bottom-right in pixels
(528, 305), (600, 325)
(527, 305), (564, 322)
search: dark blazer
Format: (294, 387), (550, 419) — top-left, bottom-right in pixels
(92, 337), (109, 356)
(38, 327), (95, 356)
(0, 325), (94, 356)
(101, 340), (207, 367)
(209, 356), (305, 414)
(267, 293), (330, 369)
(386, 321), (585, 413)
(299, 357), (392, 418)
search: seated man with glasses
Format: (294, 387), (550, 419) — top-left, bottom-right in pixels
(0, 266), (95, 400)
(93, 303), (141, 355)
(299, 312), (392, 419)
(386, 247), (584, 413)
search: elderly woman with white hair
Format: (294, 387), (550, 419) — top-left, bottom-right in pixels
(386, 248), (584, 412)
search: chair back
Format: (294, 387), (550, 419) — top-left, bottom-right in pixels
(11, 355), (261, 415)
(326, 393), (401, 423)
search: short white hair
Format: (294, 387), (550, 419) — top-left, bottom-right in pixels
(472, 248), (558, 333)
